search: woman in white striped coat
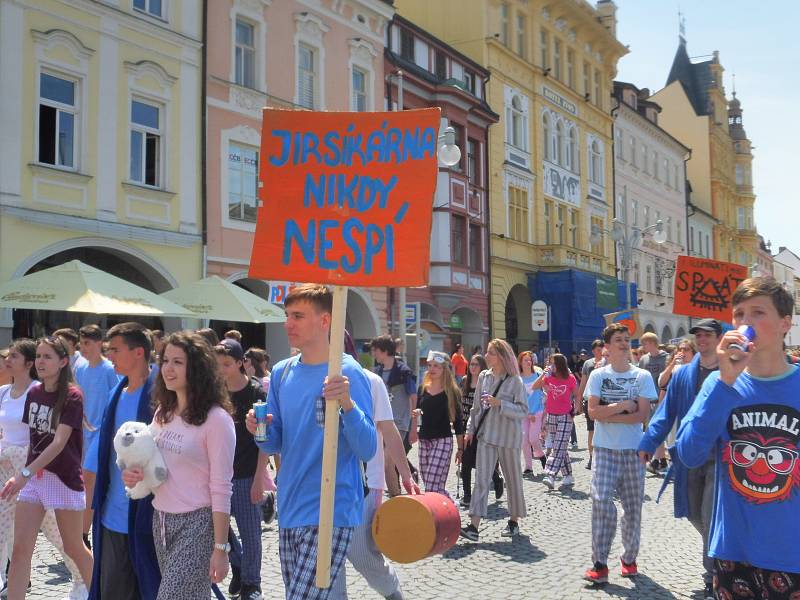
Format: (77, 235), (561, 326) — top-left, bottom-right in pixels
(460, 339), (528, 542)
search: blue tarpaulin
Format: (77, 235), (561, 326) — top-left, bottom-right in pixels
(527, 270), (636, 355)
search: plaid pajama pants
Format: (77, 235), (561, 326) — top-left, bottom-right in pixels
(590, 447), (645, 565)
(418, 437), (453, 499)
(278, 525), (353, 600)
(544, 413), (573, 477)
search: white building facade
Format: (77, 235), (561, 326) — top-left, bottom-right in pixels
(774, 248), (800, 347)
(613, 82), (690, 342)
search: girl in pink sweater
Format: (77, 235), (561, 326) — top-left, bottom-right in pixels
(124, 332), (235, 600)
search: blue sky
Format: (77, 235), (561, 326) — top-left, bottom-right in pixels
(612, 0), (799, 255)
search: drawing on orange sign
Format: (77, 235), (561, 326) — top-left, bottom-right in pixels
(673, 256), (748, 320)
(603, 309), (643, 340)
(248, 108), (441, 287)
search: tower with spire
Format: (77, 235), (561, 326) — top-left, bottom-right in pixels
(651, 26), (758, 268)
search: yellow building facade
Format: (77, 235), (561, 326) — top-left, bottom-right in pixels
(0, 0), (203, 342)
(394, 0), (627, 349)
(652, 40), (758, 266)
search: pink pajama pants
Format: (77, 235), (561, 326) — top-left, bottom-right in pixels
(521, 412), (545, 470)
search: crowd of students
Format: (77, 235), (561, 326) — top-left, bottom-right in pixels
(0, 278), (798, 600)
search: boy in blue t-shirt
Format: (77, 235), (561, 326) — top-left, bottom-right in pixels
(676, 278), (800, 599)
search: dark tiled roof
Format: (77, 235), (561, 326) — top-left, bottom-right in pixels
(666, 39), (712, 116)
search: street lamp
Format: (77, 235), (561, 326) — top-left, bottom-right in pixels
(591, 219), (667, 310)
(391, 69), (460, 367)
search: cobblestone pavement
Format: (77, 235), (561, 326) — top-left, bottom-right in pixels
(28, 421), (707, 599)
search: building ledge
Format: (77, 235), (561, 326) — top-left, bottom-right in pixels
(28, 162), (93, 184)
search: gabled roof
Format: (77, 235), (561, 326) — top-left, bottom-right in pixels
(666, 38), (712, 117)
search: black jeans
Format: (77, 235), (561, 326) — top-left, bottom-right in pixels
(100, 527), (141, 600)
(461, 461), (501, 499)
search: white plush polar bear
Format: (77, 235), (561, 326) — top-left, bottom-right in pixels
(113, 421), (168, 500)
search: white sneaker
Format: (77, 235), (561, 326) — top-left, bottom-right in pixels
(560, 475), (575, 488)
(65, 581), (88, 600)
(542, 475), (555, 490)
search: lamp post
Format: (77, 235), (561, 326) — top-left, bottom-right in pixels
(591, 218), (667, 310)
(390, 70), (461, 365)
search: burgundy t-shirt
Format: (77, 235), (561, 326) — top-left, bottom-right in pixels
(22, 383), (84, 491)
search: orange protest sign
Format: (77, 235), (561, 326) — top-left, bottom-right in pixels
(673, 255), (748, 319)
(248, 108), (441, 287)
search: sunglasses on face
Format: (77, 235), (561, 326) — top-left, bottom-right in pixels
(729, 441), (799, 475)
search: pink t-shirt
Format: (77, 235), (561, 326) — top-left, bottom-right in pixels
(151, 405), (236, 515)
(543, 373), (577, 415)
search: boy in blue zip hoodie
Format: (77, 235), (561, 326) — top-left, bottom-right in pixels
(246, 284), (376, 599)
(676, 278), (800, 599)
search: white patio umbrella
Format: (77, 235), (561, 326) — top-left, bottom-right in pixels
(160, 275), (286, 323)
(0, 260), (196, 317)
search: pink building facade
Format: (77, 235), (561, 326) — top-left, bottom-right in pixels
(205, 0), (395, 357)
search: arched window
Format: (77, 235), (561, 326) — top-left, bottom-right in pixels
(542, 112), (551, 161)
(509, 95), (526, 151)
(566, 126), (577, 172)
(555, 120), (564, 166)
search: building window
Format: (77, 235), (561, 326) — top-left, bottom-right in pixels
(630, 136), (637, 167)
(38, 72), (76, 168)
(297, 44), (317, 109)
(400, 28), (414, 61)
(566, 48), (575, 89)
(615, 129), (623, 159)
(737, 207), (745, 230)
(540, 29), (549, 70)
(631, 199), (638, 226)
(133, 0), (163, 18)
(556, 204), (565, 245)
(508, 186), (529, 242)
(735, 164), (744, 185)
(666, 216), (673, 241)
(663, 158), (670, 187)
(677, 219), (682, 245)
(569, 209), (577, 247)
(566, 126), (577, 172)
(463, 70), (475, 95)
(516, 13), (527, 58)
(674, 164), (680, 190)
(553, 38), (562, 80)
(542, 112), (552, 161)
(690, 226), (695, 252)
(469, 224), (481, 270)
(555, 121), (564, 166)
(129, 99), (161, 186)
(543, 200), (552, 244)
(590, 216), (603, 255)
(352, 67), (367, 111)
(228, 143), (258, 222)
(452, 214), (467, 265)
(509, 95), (527, 150)
(467, 138), (478, 184)
(646, 264), (653, 293)
(234, 19), (256, 88)
(593, 68), (601, 108)
(644, 205), (650, 227)
(434, 50), (446, 79)
(633, 262), (641, 288)
(499, 4), (510, 46)
(582, 61), (590, 98)
(652, 150), (659, 179)
(452, 124), (464, 171)
(589, 139), (603, 185)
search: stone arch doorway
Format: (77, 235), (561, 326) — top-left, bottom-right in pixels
(11, 244), (179, 339)
(662, 325), (674, 343)
(504, 284), (533, 353)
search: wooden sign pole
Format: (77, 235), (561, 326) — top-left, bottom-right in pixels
(316, 285), (348, 588)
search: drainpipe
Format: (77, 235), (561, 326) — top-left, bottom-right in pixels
(200, 0), (208, 280)
(682, 148), (692, 330)
(610, 100), (621, 302)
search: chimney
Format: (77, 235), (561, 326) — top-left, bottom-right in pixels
(596, 1), (618, 39)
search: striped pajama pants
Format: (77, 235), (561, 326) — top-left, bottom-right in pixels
(469, 441), (526, 519)
(278, 525), (352, 600)
(228, 476), (263, 586)
(590, 447), (645, 565)
(330, 488), (401, 599)
(544, 413), (573, 477)
(418, 437), (453, 499)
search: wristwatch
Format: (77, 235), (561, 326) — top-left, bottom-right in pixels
(20, 467), (32, 479)
(214, 542), (231, 553)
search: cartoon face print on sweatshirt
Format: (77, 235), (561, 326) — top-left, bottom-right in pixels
(723, 404), (800, 504)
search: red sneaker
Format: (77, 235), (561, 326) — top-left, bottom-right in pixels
(583, 564), (609, 584)
(620, 560), (638, 578)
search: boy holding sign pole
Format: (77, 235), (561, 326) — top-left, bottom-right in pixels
(246, 285), (376, 599)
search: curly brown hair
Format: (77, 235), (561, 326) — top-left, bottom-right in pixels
(154, 331), (232, 426)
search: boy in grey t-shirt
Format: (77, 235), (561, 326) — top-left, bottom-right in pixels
(583, 324), (657, 584)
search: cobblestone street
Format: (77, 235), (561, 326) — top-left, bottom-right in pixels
(29, 421), (706, 599)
